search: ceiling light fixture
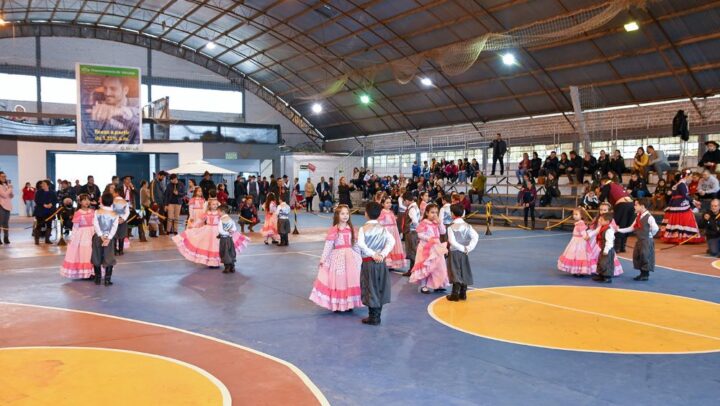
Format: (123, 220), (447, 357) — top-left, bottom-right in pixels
(312, 103), (323, 114)
(206, 41), (217, 50)
(501, 53), (516, 66)
(624, 21), (639, 32)
(360, 94), (371, 105)
(420, 77), (433, 87)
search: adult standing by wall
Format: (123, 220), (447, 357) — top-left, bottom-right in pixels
(0, 172), (14, 244)
(33, 180), (57, 245)
(150, 171), (167, 235)
(248, 175), (260, 209)
(22, 182), (36, 218)
(80, 175), (101, 209)
(234, 175), (247, 209)
(489, 133), (507, 176)
(199, 171), (216, 199)
(304, 178), (316, 212)
(164, 174), (185, 235)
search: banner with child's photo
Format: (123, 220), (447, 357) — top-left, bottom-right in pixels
(76, 64), (142, 149)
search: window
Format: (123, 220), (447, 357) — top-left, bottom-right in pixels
(152, 85), (242, 114)
(41, 77), (77, 104)
(0, 73), (37, 103)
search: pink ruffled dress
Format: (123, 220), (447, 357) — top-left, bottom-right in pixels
(60, 209), (95, 279)
(261, 202), (279, 240)
(557, 221), (596, 275)
(309, 225), (363, 311)
(187, 197), (206, 229)
(173, 211), (249, 267)
(409, 219), (449, 289)
(378, 209), (407, 269)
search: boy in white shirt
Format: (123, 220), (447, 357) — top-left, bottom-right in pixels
(446, 204), (479, 301)
(357, 202), (395, 325)
(617, 199), (659, 281)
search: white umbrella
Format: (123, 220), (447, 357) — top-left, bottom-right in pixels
(166, 160), (236, 175)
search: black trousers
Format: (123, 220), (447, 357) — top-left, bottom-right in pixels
(492, 155), (504, 175)
(613, 202), (635, 251)
(524, 205), (535, 224)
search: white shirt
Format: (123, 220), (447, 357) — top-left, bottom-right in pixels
(406, 203), (420, 227)
(356, 220), (395, 258)
(217, 216), (238, 236)
(618, 210), (659, 238)
(448, 218), (479, 253)
(439, 203), (453, 226)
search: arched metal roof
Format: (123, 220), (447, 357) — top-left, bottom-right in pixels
(1, 0), (719, 140)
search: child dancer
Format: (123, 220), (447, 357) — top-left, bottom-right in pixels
(409, 203), (449, 294)
(238, 195), (259, 233)
(588, 213), (618, 283)
(277, 199), (291, 246)
(357, 202), (395, 325)
(378, 196), (407, 271)
(261, 192), (280, 245)
(60, 194), (95, 279)
(557, 208), (596, 277)
(173, 198), (249, 268)
(188, 187), (206, 229)
(92, 193), (119, 286)
(218, 206), (247, 274)
(446, 204), (479, 301)
(309, 204), (363, 312)
(617, 199), (659, 281)
(588, 202), (624, 277)
(112, 191), (130, 256)
(401, 192), (420, 277)
(438, 194), (453, 243)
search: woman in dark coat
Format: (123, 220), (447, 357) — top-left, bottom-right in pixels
(34, 180), (57, 245)
(337, 176), (356, 208)
(609, 149), (626, 183)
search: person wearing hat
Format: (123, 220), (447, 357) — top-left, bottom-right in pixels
(699, 141), (720, 173)
(200, 171), (216, 200)
(120, 175), (146, 242)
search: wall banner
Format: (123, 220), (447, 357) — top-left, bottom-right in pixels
(76, 64), (142, 149)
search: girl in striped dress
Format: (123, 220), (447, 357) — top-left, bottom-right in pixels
(60, 194), (95, 279)
(261, 192), (280, 244)
(378, 196), (407, 271)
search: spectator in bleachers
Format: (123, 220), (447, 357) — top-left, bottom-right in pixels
(541, 151), (559, 176)
(582, 188), (600, 210)
(540, 172), (560, 207)
(597, 150), (609, 178)
(633, 147), (649, 180)
(516, 153), (531, 185)
(337, 176), (355, 208)
(469, 171), (486, 204)
(650, 179), (670, 211)
(688, 172), (700, 197)
(609, 150), (626, 183)
(412, 160), (421, 178)
(700, 199), (720, 257)
(530, 152), (542, 178)
(469, 158), (480, 182)
(646, 145), (670, 180)
(421, 161), (430, 179)
(457, 160), (467, 184)
(698, 170), (719, 202)
(582, 151), (597, 181)
(445, 160), (459, 182)
(459, 192), (472, 213)
(489, 133), (507, 176)
(557, 152), (569, 175)
(699, 141), (720, 173)
(566, 150), (583, 184)
(627, 172), (650, 198)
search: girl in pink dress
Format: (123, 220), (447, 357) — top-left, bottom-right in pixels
(557, 208), (596, 276)
(60, 194), (95, 279)
(261, 192), (280, 244)
(173, 198), (249, 267)
(409, 203), (449, 294)
(309, 205), (363, 312)
(378, 196), (407, 271)
(588, 202), (624, 276)
(419, 191), (430, 218)
(187, 188), (206, 229)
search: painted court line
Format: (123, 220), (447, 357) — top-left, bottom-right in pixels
(615, 254), (720, 279)
(480, 288), (720, 343)
(0, 346), (232, 405)
(0, 302), (330, 406)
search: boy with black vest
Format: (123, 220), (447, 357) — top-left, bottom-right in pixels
(357, 202), (395, 325)
(401, 192), (420, 277)
(618, 199), (659, 281)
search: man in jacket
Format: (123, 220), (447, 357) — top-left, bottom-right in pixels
(199, 171), (216, 199)
(468, 171), (486, 204)
(646, 145), (671, 180)
(699, 141), (720, 172)
(80, 175), (102, 209)
(233, 175), (247, 209)
(489, 133), (507, 176)
(700, 199), (720, 257)
(149, 171), (167, 235)
(317, 177), (332, 213)
(304, 178), (316, 212)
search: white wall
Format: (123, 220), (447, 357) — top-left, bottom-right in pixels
(16, 141), (203, 203)
(280, 153), (362, 210)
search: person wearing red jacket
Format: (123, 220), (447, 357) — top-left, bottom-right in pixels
(22, 182), (36, 217)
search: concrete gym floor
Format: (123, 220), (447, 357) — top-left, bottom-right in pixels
(0, 213), (719, 405)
